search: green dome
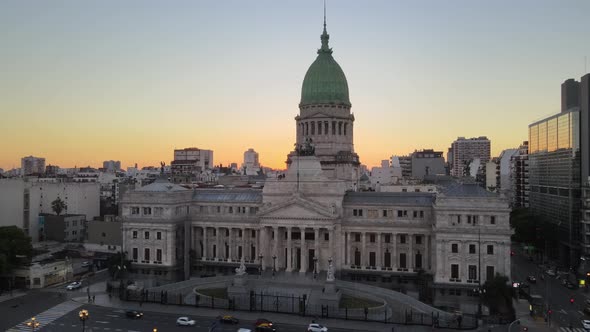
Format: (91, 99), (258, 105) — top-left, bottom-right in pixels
(300, 26), (351, 107)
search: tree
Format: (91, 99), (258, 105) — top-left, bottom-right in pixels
(0, 226), (32, 275)
(107, 251), (132, 279)
(51, 197), (67, 216)
(482, 274), (513, 315)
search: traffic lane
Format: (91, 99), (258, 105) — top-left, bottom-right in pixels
(0, 291), (65, 331)
(44, 304), (358, 332)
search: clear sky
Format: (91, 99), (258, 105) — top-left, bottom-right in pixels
(1, 1), (589, 171)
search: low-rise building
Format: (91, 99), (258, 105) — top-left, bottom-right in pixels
(40, 214), (86, 242)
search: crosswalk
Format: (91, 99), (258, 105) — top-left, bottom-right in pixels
(559, 327), (589, 332)
(5, 300), (83, 332)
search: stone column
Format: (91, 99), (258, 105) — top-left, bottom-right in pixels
(260, 227), (266, 270)
(241, 227), (246, 260)
(408, 234), (413, 270)
(329, 228), (334, 263)
(377, 232), (382, 269)
(286, 227), (292, 272)
(203, 227), (208, 259)
(314, 227), (320, 270)
(300, 227), (307, 273)
(215, 227), (221, 261)
(361, 232), (366, 267)
(228, 228), (233, 261)
(273, 226), (279, 269)
(392, 233), (397, 269)
(425, 234), (430, 270)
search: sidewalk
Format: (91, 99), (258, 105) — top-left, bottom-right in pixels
(0, 289), (27, 304)
(512, 298), (554, 332)
(73, 282), (438, 332)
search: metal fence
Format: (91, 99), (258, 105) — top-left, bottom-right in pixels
(109, 282), (478, 330)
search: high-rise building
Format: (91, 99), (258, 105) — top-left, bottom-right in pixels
(103, 160), (121, 173)
(411, 149), (445, 179)
(510, 141), (529, 208)
(562, 78), (581, 112)
(170, 148), (214, 183)
(21, 156), (45, 176)
(450, 137), (491, 177)
(242, 148), (261, 175)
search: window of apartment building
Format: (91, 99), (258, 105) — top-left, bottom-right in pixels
(400, 234), (406, 244)
(413, 211), (418, 218)
(156, 249), (162, 262)
(65, 221), (69, 227)
(468, 265), (477, 280)
(133, 231), (137, 239)
(487, 245), (494, 255)
(131, 207), (140, 215)
(486, 266), (495, 281)
(355, 233), (361, 242)
(399, 253), (407, 268)
(157, 232), (162, 240)
(72, 220), (77, 227)
(383, 210), (388, 217)
(419, 211), (424, 218)
(451, 264), (459, 279)
(144, 248), (150, 261)
(384, 234), (391, 243)
(469, 244), (476, 254)
(451, 243), (458, 253)
(72, 230), (77, 235)
(370, 234), (376, 243)
(143, 207), (152, 215)
(132, 248), (138, 261)
(144, 231), (150, 239)
(415, 235), (422, 245)
(490, 216), (496, 225)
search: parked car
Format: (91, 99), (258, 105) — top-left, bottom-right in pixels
(237, 329), (252, 332)
(526, 275), (537, 283)
(81, 261), (91, 267)
(307, 323), (328, 332)
(176, 317), (196, 326)
(65, 281), (82, 290)
(125, 310), (143, 319)
(582, 319), (590, 330)
(218, 315), (239, 324)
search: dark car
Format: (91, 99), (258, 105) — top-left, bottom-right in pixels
(218, 315), (239, 324)
(125, 310), (143, 319)
(567, 282), (578, 290)
(526, 276), (537, 283)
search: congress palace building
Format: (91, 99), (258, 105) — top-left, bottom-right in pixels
(121, 19), (512, 308)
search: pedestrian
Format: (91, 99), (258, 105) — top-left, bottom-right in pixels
(92, 295), (95, 303)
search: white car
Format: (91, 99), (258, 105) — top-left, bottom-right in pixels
(176, 317), (196, 326)
(308, 323), (328, 332)
(237, 329), (252, 332)
(582, 320), (590, 330)
(65, 281), (82, 290)
(81, 261), (91, 267)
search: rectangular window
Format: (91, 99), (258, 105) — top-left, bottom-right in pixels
(384, 234), (391, 243)
(419, 211), (424, 218)
(318, 121), (322, 135)
(144, 231), (150, 239)
(397, 210), (403, 217)
(132, 248), (138, 260)
(399, 253), (407, 268)
(72, 220), (77, 227)
(467, 215), (472, 224)
(468, 265), (477, 280)
(311, 121), (315, 135)
(156, 249), (162, 262)
(324, 233), (329, 241)
(239, 229), (242, 237)
(154, 207), (163, 216)
(369, 252), (376, 267)
(157, 232), (162, 240)
(486, 266), (495, 281)
(229, 206), (233, 213)
(143, 207), (151, 215)
(451, 264), (459, 279)
(415, 253), (422, 269)
(413, 211), (418, 218)
(353, 209), (358, 216)
(469, 244), (476, 254)
(358, 209), (363, 217)
(384, 252), (391, 267)
(355, 233), (361, 242)
(251, 230), (256, 238)
(144, 248), (150, 261)
(400, 234), (406, 244)
(217, 206), (221, 213)
(383, 210), (387, 217)
(403, 210), (408, 217)
(368, 209), (378, 218)
(457, 215), (461, 224)
(415, 235), (422, 245)
(490, 216), (496, 225)
(213, 228), (217, 236)
(487, 245), (494, 255)
(131, 207), (140, 215)
(133, 231), (137, 239)
(324, 121), (328, 134)
(370, 234), (375, 243)
(332, 121), (336, 135)
(451, 243), (458, 253)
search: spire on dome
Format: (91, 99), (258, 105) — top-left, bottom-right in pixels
(319, 0), (332, 54)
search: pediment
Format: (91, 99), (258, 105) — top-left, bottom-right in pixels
(259, 195), (337, 220)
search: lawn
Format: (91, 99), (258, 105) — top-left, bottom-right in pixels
(339, 294), (382, 308)
(197, 287), (228, 299)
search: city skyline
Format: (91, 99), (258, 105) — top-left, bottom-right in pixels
(1, 1), (590, 170)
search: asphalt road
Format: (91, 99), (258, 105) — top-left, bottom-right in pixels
(511, 247), (590, 330)
(0, 290), (66, 331)
(42, 304), (356, 332)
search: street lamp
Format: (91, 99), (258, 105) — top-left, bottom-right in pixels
(79, 309), (89, 332)
(272, 255), (277, 276)
(258, 254), (263, 276)
(25, 317), (40, 331)
(313, 257), (318, 279)
(153, 328), (158, 332)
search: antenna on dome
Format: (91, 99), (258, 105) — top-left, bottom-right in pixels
(323, 0), (326, 30)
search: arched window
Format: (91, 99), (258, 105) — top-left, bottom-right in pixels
(305, 122), (309, 135)
(344, 123), (348, 136)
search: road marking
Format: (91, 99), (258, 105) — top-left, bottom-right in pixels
(579, 310), (584, 315)
(560, 309), (568, 314)
(106, 314), (119, 317)
(96, 320), (110, 324)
